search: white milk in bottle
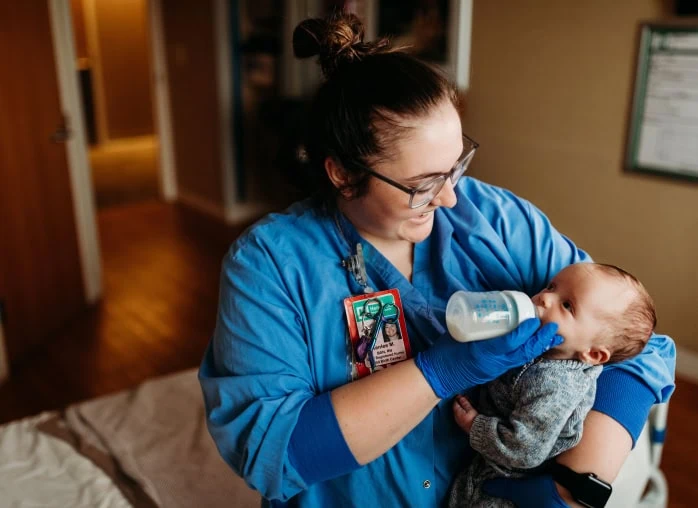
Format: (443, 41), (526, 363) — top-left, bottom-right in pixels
(445, 290), (537, 342)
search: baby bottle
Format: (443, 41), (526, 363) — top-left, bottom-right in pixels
(445, 290), (538, 342)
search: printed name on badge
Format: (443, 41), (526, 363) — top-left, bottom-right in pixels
(344, 289), (412, 379)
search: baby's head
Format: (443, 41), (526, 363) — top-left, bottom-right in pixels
(532, 263), (656, 365)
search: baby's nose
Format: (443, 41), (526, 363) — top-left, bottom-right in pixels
(539, 292), (554, 307)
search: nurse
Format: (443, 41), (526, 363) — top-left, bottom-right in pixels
(199, 11), (675, 507)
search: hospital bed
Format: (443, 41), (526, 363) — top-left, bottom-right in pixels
(0, 368), (669, 507)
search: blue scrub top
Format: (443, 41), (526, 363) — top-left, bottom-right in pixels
(199, 177), (675, 506)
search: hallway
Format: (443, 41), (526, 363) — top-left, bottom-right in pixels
(89, 135), (159, 208)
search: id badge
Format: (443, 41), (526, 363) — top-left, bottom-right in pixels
(344, 289), (412, 379)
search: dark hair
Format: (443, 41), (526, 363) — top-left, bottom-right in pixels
(593, 264), (657, 363)
(292, 11), (459, 202)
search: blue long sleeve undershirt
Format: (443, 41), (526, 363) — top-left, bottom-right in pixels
(593, 368), (655, 447)
(288, 392), (360, 485)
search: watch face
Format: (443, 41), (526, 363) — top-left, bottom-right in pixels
(576, 475), (613, 508)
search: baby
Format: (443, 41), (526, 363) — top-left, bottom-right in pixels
(448, 262), (657, 508)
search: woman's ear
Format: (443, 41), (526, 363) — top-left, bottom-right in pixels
(581, 346), (611, 366)
(325, 157), (352, 197)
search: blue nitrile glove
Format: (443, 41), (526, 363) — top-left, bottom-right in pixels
(414, 318), (562, 398)
(483, 475), (569, 508)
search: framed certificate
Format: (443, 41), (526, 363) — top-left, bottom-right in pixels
(625, 23), (698, 182)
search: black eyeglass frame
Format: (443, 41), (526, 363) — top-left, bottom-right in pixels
(352, 134), (480, 209)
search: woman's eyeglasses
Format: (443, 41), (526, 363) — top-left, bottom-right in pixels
(355, 134), (479, 209)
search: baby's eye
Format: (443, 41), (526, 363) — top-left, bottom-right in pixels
(546, 283), (555, 290)
(563, 301), (573, 312)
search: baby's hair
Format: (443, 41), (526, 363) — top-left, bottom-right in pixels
(593, 263), (656, 363)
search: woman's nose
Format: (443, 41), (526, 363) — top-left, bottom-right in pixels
(431, 180), (458, 208)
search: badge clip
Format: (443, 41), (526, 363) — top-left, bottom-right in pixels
(342, 243), (374, 293)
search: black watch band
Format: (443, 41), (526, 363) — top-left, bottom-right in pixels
(547, 461), (613, 508)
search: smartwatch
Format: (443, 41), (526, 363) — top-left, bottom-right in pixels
(547, 461), (613, 508)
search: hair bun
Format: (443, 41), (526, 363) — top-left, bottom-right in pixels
(293, 12), (390, 78)
(292, 18), (326, 59)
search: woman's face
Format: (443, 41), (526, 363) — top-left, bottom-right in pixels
(338, 100), (464, 245)
(384, 322), (398, 337)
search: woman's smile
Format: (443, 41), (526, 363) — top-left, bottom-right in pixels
(409, 210), (435, 225)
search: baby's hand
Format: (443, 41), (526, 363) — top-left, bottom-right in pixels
(453, 394), (479, 433)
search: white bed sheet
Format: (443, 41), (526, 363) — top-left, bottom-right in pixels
(0, 368), (262, 508)
(66, 369), (261, 508)
(0, 412), (130, 508)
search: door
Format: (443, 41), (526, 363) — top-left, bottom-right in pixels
(0, 2), (87, 366)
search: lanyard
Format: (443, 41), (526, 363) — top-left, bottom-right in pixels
(341, 243), (375, 294)
(333, 210), (375, 294)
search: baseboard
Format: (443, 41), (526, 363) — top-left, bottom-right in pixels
(178, 190), (227, 222)
(224, 202), (272, 223)
(178, 190), (272, 225)
(676, 346), (698, 384)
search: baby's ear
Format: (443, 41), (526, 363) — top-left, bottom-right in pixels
(581, 346), (611, 365)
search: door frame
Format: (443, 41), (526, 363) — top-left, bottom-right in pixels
(80, 0), (108, 144)
(148, 0), (177, 202)
(48, 0), (102, 304)
(213, 0), (238, 218)
(47, 0), (180, 304)
(0, 312), (8, 385)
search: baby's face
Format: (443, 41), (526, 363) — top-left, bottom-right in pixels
(532, 264), (632, 362)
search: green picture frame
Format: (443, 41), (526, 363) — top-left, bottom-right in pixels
(625, 23), (698, 182)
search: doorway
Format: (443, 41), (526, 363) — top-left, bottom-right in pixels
(70, 0), (160, 210)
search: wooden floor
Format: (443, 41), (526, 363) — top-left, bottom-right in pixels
(660, 376), (698, 507)
(0, 200), (254, 423)
(0, 201), (696, 506)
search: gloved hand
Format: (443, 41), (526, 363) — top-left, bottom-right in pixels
(483, 474), (569, 508)
(414, 318), (562, 398)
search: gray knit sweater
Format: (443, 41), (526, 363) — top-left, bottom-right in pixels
(449, 358), (602, 507)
